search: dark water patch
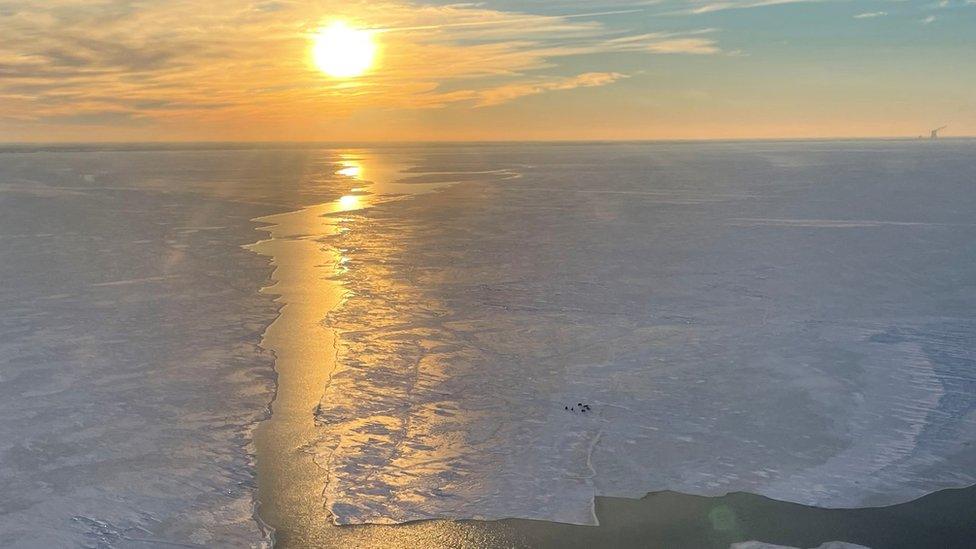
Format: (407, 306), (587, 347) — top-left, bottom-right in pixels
(302, 485), (976, 549)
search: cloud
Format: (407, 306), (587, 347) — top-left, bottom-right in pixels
(675, 0), (926, 16)
(0, 0), (726, 127)
(685, 0), (830, 14)
(645, 37), (722, 54)
(474, 72), (629, 107)
(922, 14), (937, 23)
(44, 110), (148, 126)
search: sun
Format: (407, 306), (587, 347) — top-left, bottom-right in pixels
(311, 22), (376, 78)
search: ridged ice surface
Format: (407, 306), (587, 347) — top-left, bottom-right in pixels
(2, 142), (975, 543)
(0, 147), (352, 547)
(314, 141), (976, 525)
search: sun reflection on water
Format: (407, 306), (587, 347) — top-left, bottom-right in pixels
(336, 163), (361, 178)
(250, 148), (496, 546)
(338, 194), (361, 210)
(250, 150), (432, 547)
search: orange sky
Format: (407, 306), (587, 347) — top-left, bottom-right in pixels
(1, 0), (973, 141)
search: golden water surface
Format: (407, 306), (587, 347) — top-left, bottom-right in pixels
(247, 153), (487, 547)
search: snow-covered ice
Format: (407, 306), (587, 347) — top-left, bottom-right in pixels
(1, 141), (975, 544)
(0, 147), (350, 547)
(311, 141), (976, 525)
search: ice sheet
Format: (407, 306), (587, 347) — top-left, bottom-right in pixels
(2, 142), (975, 543)
(311, 141), (976, 525)
(0, 148), (355, 547)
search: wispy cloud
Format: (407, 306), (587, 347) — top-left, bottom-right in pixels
(646, 37), (723, 54)
(684, 0), (831, 14)
(373, 8), (648, 32)
(0, 0), (726, 129)
(854, 11), (887, 18)
(474, 72), (629, 107)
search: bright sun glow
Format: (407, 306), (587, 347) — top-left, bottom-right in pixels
(338, 195), (361, 209)
(336, 164), (361, 177)
(312, 22), (376, 78)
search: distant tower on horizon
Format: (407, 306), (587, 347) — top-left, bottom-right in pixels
(930, 125), (948, 139)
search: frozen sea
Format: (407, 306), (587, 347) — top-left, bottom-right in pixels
(0, 141), (975, 547)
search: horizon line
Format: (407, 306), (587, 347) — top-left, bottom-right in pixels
(2, 136), (974, 149)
